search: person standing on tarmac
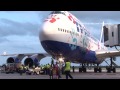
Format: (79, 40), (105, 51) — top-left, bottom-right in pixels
(19, 65), (23, 75)
(47, 63), (50, 75)
(64, 59), (73, 79)
(51, 58), (54, 67)
(55, 62), (61, 79)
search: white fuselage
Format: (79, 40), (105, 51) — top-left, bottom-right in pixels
(39, 11), (107, 64)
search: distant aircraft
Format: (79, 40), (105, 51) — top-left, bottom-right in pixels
(2, 11), (120, 73)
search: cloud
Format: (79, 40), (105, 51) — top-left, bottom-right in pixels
(0, 35), (46, 54)
(0, 11), (119, 49)
(70, 11), (120, 23)
(0, 18), (40, 37)
(0, 11), (51, 38)
(0, 11), (119, 46)
(36, 11), (51, 21)
(0, 37), (9, 43)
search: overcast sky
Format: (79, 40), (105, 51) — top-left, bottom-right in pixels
(0, 11), (120, 66)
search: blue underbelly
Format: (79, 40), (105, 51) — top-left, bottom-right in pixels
(41, 40), (97, 63)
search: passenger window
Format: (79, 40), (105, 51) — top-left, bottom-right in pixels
(81, 29), (83, 33)
(79, 24), (81, 28)
(54, 11), (61, 14)
(77, 27), (79, 32)
(50, 11), (66, 16)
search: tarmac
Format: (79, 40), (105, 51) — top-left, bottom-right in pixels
(1, 68), (120, 79)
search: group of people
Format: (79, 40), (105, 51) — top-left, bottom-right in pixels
(18, 58), (73, 79)
(50, 58), (73, 79)
(19, 64), (30, 75)
(19, 64), (41, 75)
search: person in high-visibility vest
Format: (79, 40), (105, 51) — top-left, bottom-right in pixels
(26, 65), (29, 71)
(64, 59), (73, 79)
(19, 65), (23, 75)
(33, 65), (36, 75)
(23, 66), (27, 72)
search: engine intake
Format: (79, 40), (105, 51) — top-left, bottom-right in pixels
(7, 57), (14, 63)
(7, 57), (20, 63)
(24, 58), (39, 67)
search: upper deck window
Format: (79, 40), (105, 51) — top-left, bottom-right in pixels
(50, 11), (66, 16)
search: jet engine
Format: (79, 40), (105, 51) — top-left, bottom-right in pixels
(7, 57), (21, 63)
(24, 54), (44, 67)
(24, 57), (39, 68)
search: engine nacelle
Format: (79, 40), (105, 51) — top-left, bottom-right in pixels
(24, 54), (39, 67)
(7, 57), (21, 63)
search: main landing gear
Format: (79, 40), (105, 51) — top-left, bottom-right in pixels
(79, 63), (87, 72)
(106, 57), (116, 73)
(94, 64), (102, 73)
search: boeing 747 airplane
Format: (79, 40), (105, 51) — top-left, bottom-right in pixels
(3, 11), (120, 73)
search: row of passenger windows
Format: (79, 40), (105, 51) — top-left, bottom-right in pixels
(58, 28), (79, 36)
(58, 27), (91, 37)
(58, 28), (98, 45)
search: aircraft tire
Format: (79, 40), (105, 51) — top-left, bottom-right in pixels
(94, 68), (97, 73)
(113, 68), (116, 73)
(107, 68), (111, 73)
(79, 68), (82, 72)
(99, 68), (102, 73)
(83, 68), (86, 72)
(6, 72), (9, 74)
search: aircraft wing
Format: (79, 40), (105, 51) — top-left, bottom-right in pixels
(1, 53), (50, 57)
(96, 50), (120, 58)
(0, 53), (51, 60)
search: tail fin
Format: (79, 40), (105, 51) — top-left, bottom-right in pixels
(100, 21), (104, 43)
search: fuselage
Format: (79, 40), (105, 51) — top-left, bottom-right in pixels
(39, 11), (107, 64)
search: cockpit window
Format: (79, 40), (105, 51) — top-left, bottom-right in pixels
(50, 11), (66, 16)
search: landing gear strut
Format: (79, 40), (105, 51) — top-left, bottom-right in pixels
(106, 57), (116, 73)
(94, 64), (102, 73)
(79, 63), (86, 72)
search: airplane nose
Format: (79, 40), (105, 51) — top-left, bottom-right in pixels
(41, 22), (50, 35)
(39, 22), (54, 41)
